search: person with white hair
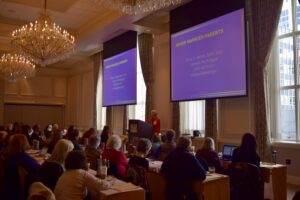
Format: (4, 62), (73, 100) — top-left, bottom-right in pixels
(102, 135), (128, 179)
(146, 109), (161, 134)
(160, 136), (206, 200)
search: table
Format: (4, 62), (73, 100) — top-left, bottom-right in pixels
(88, 169), (145, 200)
(149, 160), (230, 200)
(221, 160), (287, 200)
(260, 163), (287, 200)
(202, 173), (230, 200)
(26, 149), (50, 165)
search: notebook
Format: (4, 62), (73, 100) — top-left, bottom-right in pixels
(222, 145), (238, 160)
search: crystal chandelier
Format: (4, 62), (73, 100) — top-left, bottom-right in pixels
(11, 0), (75, 66)
(0, 53), (36, 82)
(92, 0), (183, 15)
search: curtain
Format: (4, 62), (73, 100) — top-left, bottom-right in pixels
(138, 33), (154, 120)
(172, 102), (180, 137)
(180, 101), (205, 136)
(93, 52), (101, 130)
(106, 107), (113, 131)
(123, 106), (128, 134)
(250, 0), (283, 161)
(205, 99), (217, 141)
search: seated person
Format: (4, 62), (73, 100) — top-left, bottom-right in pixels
(232, 133), (260, 167)
(100, 126), (110, 150)
(54, 151), (110, 200)
(160, 136), (206, 200)
(196, 137), (224, 173)
(66, 128), (82, 151)
(150, 134), (160, 154)
(152, 130), (176, 160)
(85, 135), (101, 170)
(127, 138), (152, 188)
(3, 134), (41, 200)
(39, 139), (74, 191)
(129, 138), (152, 170)
(102, 135), (128, 179)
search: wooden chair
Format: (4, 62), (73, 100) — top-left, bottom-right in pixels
(18, 165), (28, 193)
(146, 171), (166, 200)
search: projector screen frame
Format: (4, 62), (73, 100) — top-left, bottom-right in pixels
(170, 3), (248, 102)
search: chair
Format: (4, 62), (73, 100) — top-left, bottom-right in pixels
(126, 164), (148, 189)
(146, 171), (166, 200)
(18, 165), (28, 193)
(28, 182), (56, 200)
(228, 162), (263, 200)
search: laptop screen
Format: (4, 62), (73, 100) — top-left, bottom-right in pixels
(222, 145), (238, 159)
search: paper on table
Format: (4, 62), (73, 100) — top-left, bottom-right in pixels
(111, 183), (139, 192)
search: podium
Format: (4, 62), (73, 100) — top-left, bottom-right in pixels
(128, 119), (153, 144)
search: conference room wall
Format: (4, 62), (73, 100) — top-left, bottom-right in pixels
(65, 57), (95, 130)
(2, 67), (68, 128)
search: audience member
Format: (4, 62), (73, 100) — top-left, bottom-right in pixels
(54, 150), (110, 200)
(232, 133), (260, 167)
(47, 129), (63, 154)
(85, 135), (101, 170)
(151, 134), (160, 153)
(102, 135), (128, 179)
(129, 138), (152, 170)
(67, 128), (82, 150)
(160, 136), (206, 200)
(152, 129), (176, 160)
(0, 131), (7, 152)
(39, 139), (74, 191)
(3, 134), (40, 200)
(196, 137), (224, 173)
(146, 109), (161, 134)
(82, 128), (95, 144)
(100, 125), (110, 150)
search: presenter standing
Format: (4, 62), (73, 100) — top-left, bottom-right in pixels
(147, 110), (161, 134)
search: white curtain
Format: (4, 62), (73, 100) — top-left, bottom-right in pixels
(180, 100), (205, 135)
(128, 44), (146, 121)
(96, 53), (106, 131)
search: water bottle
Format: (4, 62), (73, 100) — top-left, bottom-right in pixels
(272, 150), (277, 164)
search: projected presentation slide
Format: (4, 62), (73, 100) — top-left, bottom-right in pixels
(171, 9), (246, 101)
(103, 48), (137, 106)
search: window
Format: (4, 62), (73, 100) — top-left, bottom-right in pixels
(271, 0), (300, 141)
(128, 44), (146, 121)
(179, 101), (205, 135)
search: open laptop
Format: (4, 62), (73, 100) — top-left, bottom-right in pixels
(222, 145), (238, 161)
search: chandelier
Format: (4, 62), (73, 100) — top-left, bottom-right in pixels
(11, 0), (75, 66)
(0, 53), (36, 82)
(92, 0), (183, 15)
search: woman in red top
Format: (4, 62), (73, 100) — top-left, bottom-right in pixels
(102, 135), (128, 179)
(146, 109), (161, 134)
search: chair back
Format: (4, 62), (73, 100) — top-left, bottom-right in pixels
(18, 165), (28, 192)
(146, 171), (166, 200)
(28, 182), (56, 200)
(126, 164), (148, 189)
(229, 162), (263, 200)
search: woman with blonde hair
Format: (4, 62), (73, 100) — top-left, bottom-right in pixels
(196, 137), (224, 173)
(39, 139), (74, 191)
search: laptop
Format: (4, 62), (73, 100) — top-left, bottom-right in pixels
(222, 145), (238, 160)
